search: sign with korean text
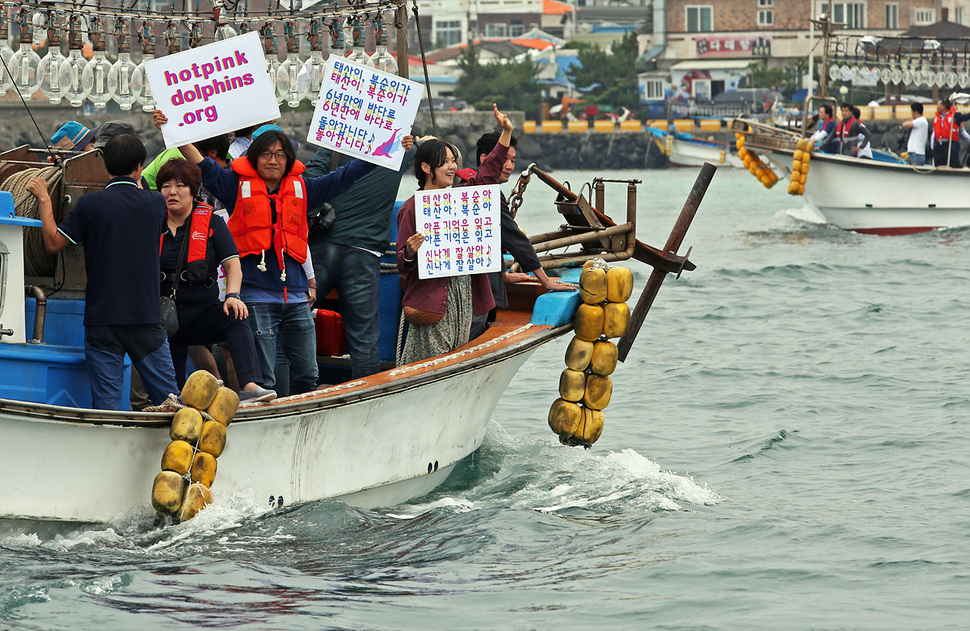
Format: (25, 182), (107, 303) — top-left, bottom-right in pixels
(695, 35), (771, 57)
(306, 57), (423, 170)
(415, 185), (502, 280)
(146, 31), (281, 149)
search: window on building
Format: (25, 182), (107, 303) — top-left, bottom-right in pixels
(686, 5), (713, 32)
(758, 9), (774, 26)
(818, 2), (866, 29)
(434, 20), (463, 47)
(758, 0), (772, 5)
(510, 20), (525, 36)
(885, 3), (898, 28)
(913, 8), (935, 25)
(642, 79), (664, 100)
(485, 23), (508, 37)
(957, 7), (965, 24)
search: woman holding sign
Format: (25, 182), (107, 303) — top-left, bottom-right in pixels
(396, 104), (513, 365)
(154, 111), (393, 395)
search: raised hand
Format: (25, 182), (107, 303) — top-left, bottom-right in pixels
(153, 109), (169, 129)
(493, 103), (512, 132)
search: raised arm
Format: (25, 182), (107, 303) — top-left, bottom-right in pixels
(153, 110), (204, 164)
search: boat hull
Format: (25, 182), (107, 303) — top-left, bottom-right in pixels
(772, 151), (970, 234)
(0, 325), (558, 523)
(670, 139), (743, 169)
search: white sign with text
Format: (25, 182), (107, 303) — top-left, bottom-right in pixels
(146, 31), (281, 148)
(415, 185), (502, 280)
(306, 57), (423, 170)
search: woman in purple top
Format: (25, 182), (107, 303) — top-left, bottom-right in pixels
(396, 104), (514, 364)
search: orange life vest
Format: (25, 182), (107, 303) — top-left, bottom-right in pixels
(226, 157), (309, 273)
(837, 117), (856, 141)
(934, 107), (960, 143)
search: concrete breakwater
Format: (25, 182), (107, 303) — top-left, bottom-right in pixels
(0, 106), (667, 171)
(0, 104), (909, 171)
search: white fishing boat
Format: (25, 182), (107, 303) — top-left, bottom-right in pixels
(645, 127), (743, 169)
(0, 147), (708, 524)
(733, 118), (970, 235)
(669, 136), (744, 169)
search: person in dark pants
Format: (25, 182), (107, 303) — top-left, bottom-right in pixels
(25, 135), (178, 410)
(303, 135), (419, 378)
(156, 158), (276, 402)
(464, 132), (574, 340)
(932, 97), (962, 167)
(154, 110), (379, 395)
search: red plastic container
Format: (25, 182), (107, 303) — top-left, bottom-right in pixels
(313, 309), (347, 357)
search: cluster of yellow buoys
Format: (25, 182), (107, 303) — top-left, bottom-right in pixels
(151, 371), (239, 521)
(548, 260), (633, 447)
(735, 132), (778, 189)
(787, 138), (813, 196)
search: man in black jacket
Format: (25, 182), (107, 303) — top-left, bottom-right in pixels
(465, 132), (573, 339)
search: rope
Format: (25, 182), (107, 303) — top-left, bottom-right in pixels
(395, 309), (406, 366)
(1, 166), (61, 277)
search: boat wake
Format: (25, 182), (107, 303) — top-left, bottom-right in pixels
(391, 420), (720, 519)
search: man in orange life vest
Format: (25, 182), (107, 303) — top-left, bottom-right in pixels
(932, 97), (962, 168)
(816, 103), (871, 158)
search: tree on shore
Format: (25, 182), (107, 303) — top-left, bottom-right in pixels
(565, 31), (640, 111)
(454, 44), (541, 115)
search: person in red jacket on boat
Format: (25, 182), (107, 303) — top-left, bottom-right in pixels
(931, 97), (962, 168)
(153, 110), (407, 394)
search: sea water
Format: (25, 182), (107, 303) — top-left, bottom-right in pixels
(3, 167), (970, 630)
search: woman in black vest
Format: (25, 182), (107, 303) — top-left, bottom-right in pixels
(157, 159), (275, 402)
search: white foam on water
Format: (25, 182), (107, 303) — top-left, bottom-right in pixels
(386, 496), (477, 519)
(783, 204), (827, 225)
(517, 446), (721, 514)
(400, 421), (721, 518)
(144, 488), (278, 552)
(79, 574), (125, 596)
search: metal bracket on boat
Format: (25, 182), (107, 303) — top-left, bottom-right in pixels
(617, 163), (716, 362)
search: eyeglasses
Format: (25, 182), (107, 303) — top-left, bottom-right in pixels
(258, 151), (287, 162)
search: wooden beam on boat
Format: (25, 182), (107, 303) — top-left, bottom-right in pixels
(395, 0), (409, 79)
(617, 162), (716, 362)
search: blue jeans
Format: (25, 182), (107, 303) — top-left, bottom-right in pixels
(908, 153), (926, 166)
(85, 324), (178, 410)
(248, 301), (318, 394)
(310, 241), (382, 378)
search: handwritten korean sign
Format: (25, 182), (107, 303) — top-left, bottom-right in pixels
(416, 185), (502, 280)
(306, 57), (423, 170)
(146, 31), (281, 149)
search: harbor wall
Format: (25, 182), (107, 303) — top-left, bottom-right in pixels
(0, 105), (907, 170)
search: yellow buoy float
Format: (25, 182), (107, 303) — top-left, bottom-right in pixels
(150, 371), (241, 522)
(547, 259), (633, 448)
(788, 138), (812, 196)
(736, 131), (779, 189)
